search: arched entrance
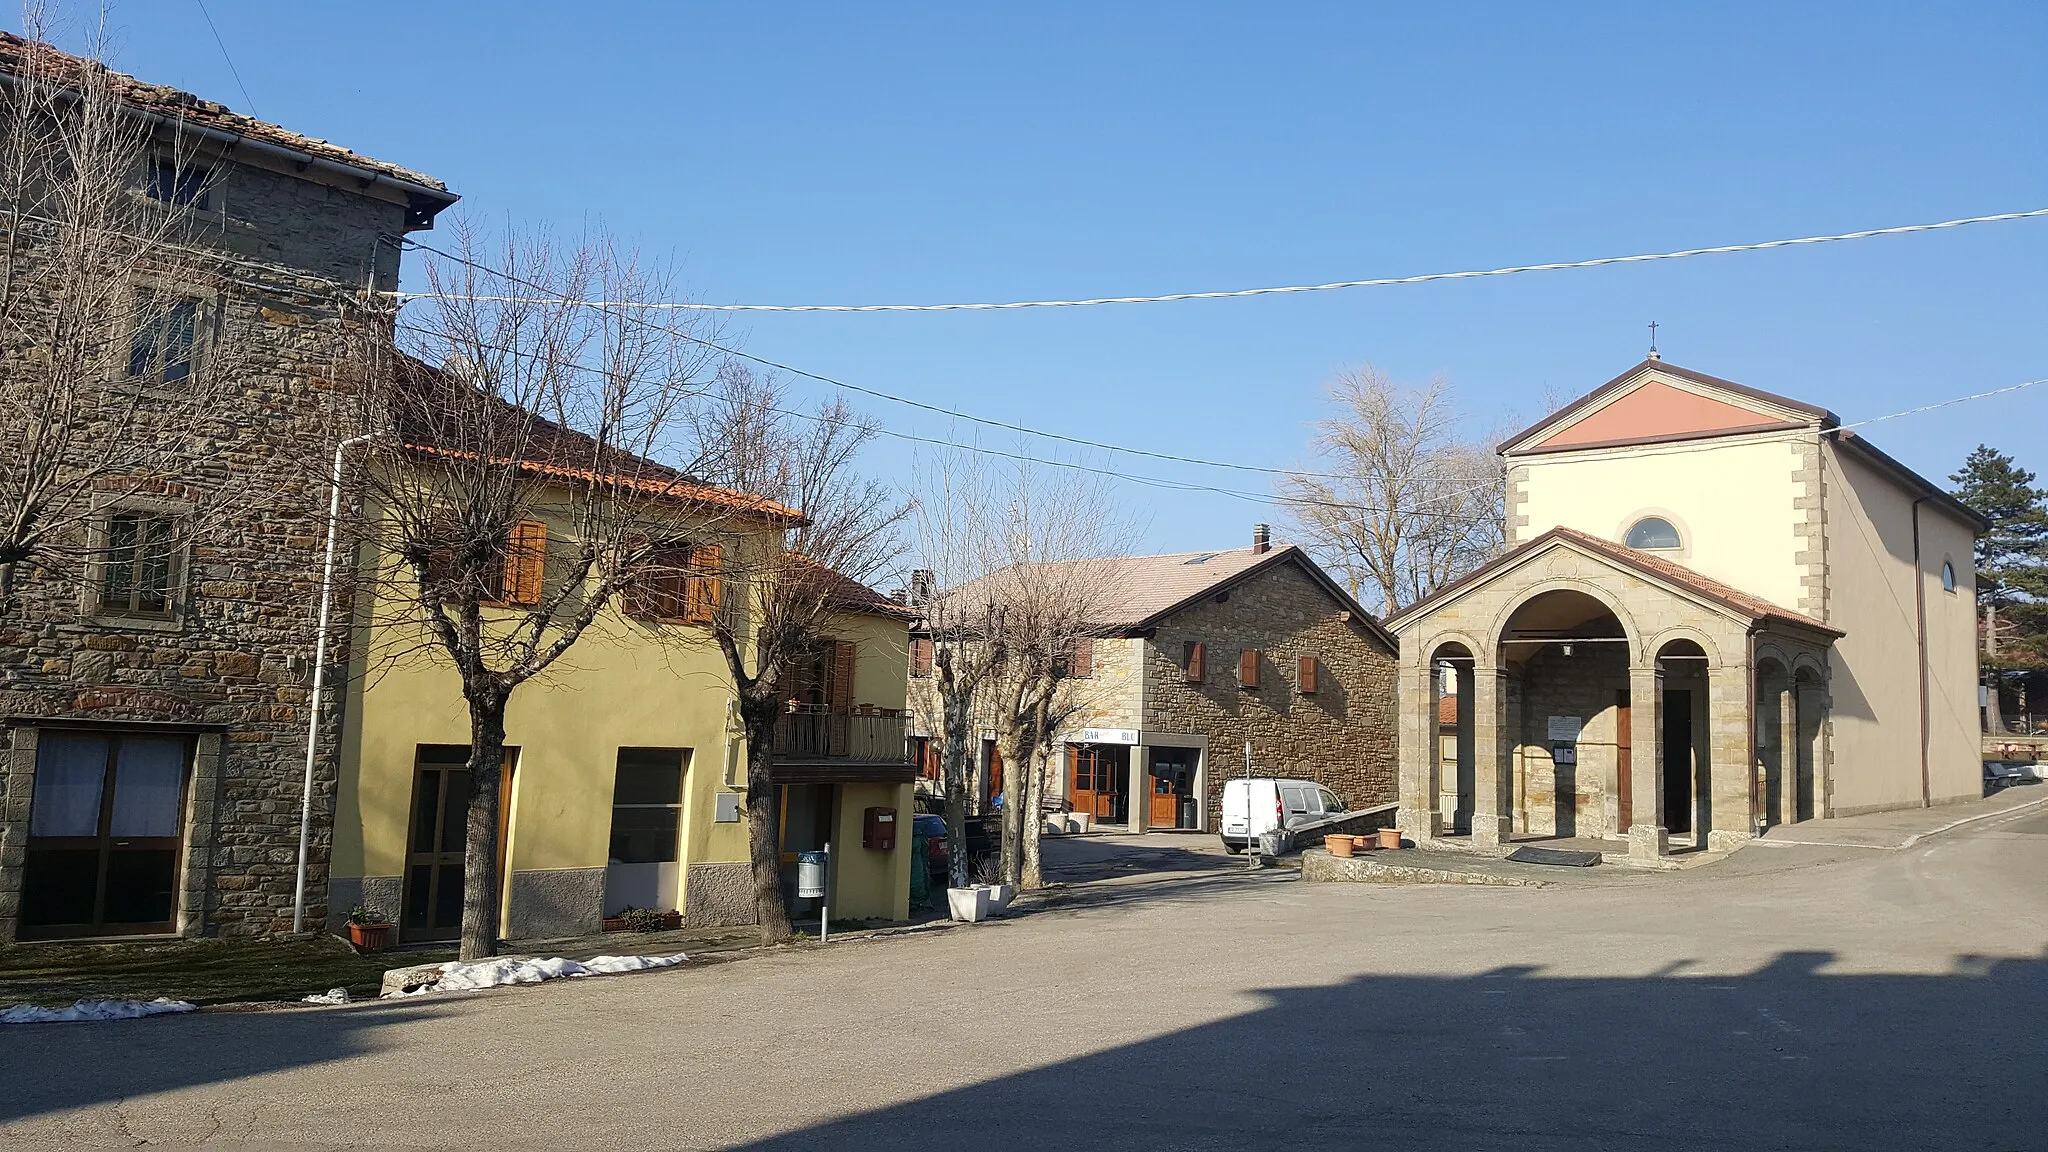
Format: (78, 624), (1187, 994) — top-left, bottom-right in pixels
(1655, 638), (1710, 838)
(1755, 657), (1825, 828)
(1429, 641), (1476, 835)
(1497, 590), (1632, 840)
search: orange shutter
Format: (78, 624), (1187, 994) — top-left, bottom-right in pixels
(1298, 655), (1318, 694)
(910, 638), (933, 677)
(686, 544), (722, 625)
(1185, 641), (1204, 684)
(831, 641), (858, 713)
(1068, 637), (1093, 679)
(501, 520), (547, 606)
(1238, 649), (1259, 688)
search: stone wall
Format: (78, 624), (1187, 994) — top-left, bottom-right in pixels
(0, 146), (420, 941)
(1142, 559), (1399, 823)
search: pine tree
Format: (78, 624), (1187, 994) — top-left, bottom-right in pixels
(1951, 446), (2048, 730)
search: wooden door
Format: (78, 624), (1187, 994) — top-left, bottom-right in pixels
(402, 746), (514, 941)
(1068, 746), (1099, 818)
(1149, 773), (1178, 827)
(1615, 689), (1632, 831)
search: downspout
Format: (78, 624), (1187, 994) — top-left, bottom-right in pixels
(292, 433), (385, 934)
(1911, 497), (1931, 809)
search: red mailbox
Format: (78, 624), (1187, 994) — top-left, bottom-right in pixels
(863, 806), (897, 851)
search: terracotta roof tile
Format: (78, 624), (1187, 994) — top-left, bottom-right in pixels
(0, 32), (449, 195)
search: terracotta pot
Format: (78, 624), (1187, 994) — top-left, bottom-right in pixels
(1326, 835), (1355, 858)
(1377, 827), (1403, 850)
(1352, 835), (1377, 852)
(347, 922), (393, 952)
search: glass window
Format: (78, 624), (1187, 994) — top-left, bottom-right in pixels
(1625, 516), (1682, 550)
(29, 733), (109, 837)
(127, 295), (199, 384)
(98, 513), (178, 617)
(1941, 562), (1956, 593)
(609, 748), (686, 864)
(147, 156), (210, 207)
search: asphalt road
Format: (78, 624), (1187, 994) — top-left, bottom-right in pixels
(5, 799), (2048, 1151)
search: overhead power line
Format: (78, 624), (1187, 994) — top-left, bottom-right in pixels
(1839, 377), (2048, 429)
(389, 206), (2048, 313)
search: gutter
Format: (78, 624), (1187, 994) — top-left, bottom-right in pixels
(186, 121), (459, 230)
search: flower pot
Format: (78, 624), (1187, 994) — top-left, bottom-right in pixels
(1326, 835), (1355, 858)
(948, 886), (990, 923)
(1071, 812), (1094, 834)
(1353, 835), (1377, 852)
(1377, 827), (1403, 851)
(347, 922), (393, 952)
(985, 882), (1016, 913)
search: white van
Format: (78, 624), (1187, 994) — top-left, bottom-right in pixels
(1220, 778), (1348, 853)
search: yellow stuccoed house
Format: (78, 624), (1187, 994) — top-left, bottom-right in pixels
(328, 466), (915, 944)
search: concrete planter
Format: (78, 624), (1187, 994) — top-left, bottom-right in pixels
(1071, 813), (1094, 834)
(947, 886), (990, 923)
(983, 883), (1016, 913)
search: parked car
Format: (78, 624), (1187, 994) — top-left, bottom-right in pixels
(1219, 778), (1348, 853)
(912, 812), (997, 883)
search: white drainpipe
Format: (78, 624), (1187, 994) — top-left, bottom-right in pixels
(292, 433), (384, 934)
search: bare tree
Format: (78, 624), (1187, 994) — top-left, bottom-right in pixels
(347, 222), (741, 960)
(1280, 365), (1505, 617)
(682, 364), (907, 944)
(0, 9), (255, 605)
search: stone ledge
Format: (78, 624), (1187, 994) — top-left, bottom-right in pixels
(1300, 848), (1550, 887)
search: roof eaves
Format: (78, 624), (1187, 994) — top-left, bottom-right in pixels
(1829, 430), (1991, 534)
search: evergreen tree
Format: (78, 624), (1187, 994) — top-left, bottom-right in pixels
(1951, 446), (2048, 729)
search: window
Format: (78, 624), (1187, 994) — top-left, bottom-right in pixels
(609, 748), (686, 864)
(1059, 637), (1093, 679)
(97, 512), (180, 618)
(146, 156), (211, 208)
(1319, 788), (1346, 814)
(1182, 640), (1205, 684)
(626, 542), (721, 625)
(1624, 516), (1682, 551)
(1298, 655), (1319, 694)
(127, 295), (199, 385)
(1941, 561), (1957, 594)
(489, 520), (547, 607)
(20, 731), (190, 937)
(1238, 648), (1260, 689)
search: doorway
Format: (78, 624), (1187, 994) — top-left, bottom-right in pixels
(1662, 689), (1693, 833)
(1067, 744), (1129, 823)
(1148, 749), (1198, 829)
(402, 744), (514, 942)
(19, 730), (191, 939)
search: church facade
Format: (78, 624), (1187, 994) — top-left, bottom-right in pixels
(1389, 359), (1984, 861)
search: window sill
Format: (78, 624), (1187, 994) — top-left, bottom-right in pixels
(75, 613), (187, 634)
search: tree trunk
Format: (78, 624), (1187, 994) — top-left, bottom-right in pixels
(742, 707), (793, 944)
(1021, 743), (1046, 890)
(458, 688), (511, 962)
(942, 689), (973, 890)
(998, 729), (1026, 886)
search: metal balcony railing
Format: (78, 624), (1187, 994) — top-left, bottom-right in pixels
(773, 708), (910, 762)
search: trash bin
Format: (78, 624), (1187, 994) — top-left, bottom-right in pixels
(796, 850), (827, 899)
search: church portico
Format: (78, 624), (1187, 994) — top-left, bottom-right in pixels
(1394, 529), (1840, 863)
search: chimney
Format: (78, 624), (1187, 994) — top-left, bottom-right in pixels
(909, 569), (934, 605)
(1252, 524), (1271, 554)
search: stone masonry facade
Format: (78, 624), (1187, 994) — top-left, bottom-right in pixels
(1140, 559), (1400, 822)
(0, 116), (445, 939)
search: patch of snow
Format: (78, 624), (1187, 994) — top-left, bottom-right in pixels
(0, 997), (196, 1024)
(387, 952), (686, 997)
(301, 988), (351, 1005)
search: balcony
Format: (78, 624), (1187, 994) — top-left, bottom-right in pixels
(774, 706), (910, 763)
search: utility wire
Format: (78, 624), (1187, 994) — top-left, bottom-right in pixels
(192, 0), (259, 121)
(390, 206), (2048, 313)
(395, 237), (1500, 485)
(1839, 377), (2048, 429)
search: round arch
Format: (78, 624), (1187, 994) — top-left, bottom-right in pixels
(1648, 626), (1723, 669)
(1489, 580), (1642, 665)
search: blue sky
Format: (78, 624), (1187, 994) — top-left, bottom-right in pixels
(82, 2), (2048, 553)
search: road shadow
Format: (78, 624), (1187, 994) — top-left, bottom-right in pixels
(0, 998), (456, 1124)
(724, 948), (2048, 1151)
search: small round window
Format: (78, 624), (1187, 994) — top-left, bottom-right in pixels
(1941, 561), (1956, 593)
(1625, 516), (1682, 550)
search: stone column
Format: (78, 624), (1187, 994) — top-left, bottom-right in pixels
(1128, 745), (1148, 834)
(1471, 666), (1513, 847)
(1627, 664), (1668, 861)
(1397, 659), (1442, 842)
(1777, 682), (1799, 827)
(1708, 665), (1756, 852)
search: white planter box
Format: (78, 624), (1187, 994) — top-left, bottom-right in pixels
(1071, 813), (1094, 833)
(984, 883), (1016, 913)
(947, 886), (990, 923)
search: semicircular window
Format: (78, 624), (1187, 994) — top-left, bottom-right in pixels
(1624, 516), (1682, 550)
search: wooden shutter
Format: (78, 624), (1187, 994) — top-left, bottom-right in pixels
(1067, 637), (1093, 679)
(1184, 640), (1205, 684)
(910, 637), (933, 677)
(501, 520), (547, 606)
(830, 641), (858, 713)
(1298, 655), (1318, 694)
(1238, 648), (1260, 688)
(685, 544), (722, 625)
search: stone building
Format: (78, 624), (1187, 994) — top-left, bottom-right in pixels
(1390, 358), (1984, 863)
(913, 528), (1399, 833)
(0, 35), (455, 941)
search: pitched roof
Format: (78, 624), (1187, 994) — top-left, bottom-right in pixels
(391, 355), (805, 524)
(790, 555), (916, 619)
(0, 32), (454, 213)
(1499, 359), (1836, 456)
(1389, 526), (1842, 637)
(934, 544), (1396, 650)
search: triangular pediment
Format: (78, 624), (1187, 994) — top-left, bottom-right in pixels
(1500, 361), (1833, 456)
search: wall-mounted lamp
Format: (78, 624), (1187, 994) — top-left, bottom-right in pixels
(1561, 643), (1574, 657)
